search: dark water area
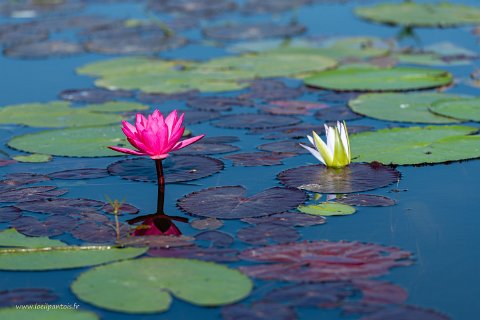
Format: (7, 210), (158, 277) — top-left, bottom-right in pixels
(0, 0), (479, 319)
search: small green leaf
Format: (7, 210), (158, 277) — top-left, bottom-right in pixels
(13, 154), (52, 163)
(298, 203), (356, 216)
(0, 229), (66, 248)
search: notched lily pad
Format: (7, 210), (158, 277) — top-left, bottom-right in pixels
(59, 88), (134, 103)
(242, 212), (326, 227)
(336, 194), (397, 207)
(257, 140), (308, 154)
(203, 22), (306, 40)
(177, 186), (307, 219)
(278, 163), (401, 193)
(237, 224), (300, 245)
(250, 124), (372, 140)
(429, 98), (480, 122)
(71, 221), (129, 244)
(11, 215), (76, 237)
(0, 173), (50, 188)
(214, 114), (300, 129)
(49, 168), (110, 180)
(240, 79), (304, 101)
(16, 198), (105, 215)
(0, 186), (67, 203)
(108, 155), (223, 183)
(224, 152), (296, 166)
(195, 230), (234, 248)
(260, 100), (328, 115)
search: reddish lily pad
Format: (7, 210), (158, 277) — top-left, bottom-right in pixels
(0, 186), (68, 203)
(360, 305), (451, 320)
(102, 203), (139, 215)
(16, 198), (106, 215)
(177, 186), (307, 219)
(172, 143), (240, 155)
(148, 247), (238, 263)
(0, 288), (58, 307)
(242, 212), (326, 227)
(195, 230), (234, 248)
(107, 155), (224, 183)
(11, 215), (76, 237)
(239, 241), (413, 282)
(190, 217), (224, 230)
(70, 212), (110, 223)
(71, 221), (129, 244)
(137, 90), (199, 104)
(118, 235), (194, 248)
(257, 140), (308, 154)
(4, 41), (84, 59)
(49, 168), (110, 180)
(278, 163), (401, 193)
(222, 302), (297, 320)
(224, 152), (297, 166)
(0, 173), (50, 187)
(187, 96), (253, 112)
(315, 106), (364, 121)
(350, 279), (408, 307)
(0, 206), (22, 223)
(204, 22), (305, 41)
(59, 88), (133, 103)
(177, 110), (221, 125)
(336, 194), (397, 207)
(237, 224), (300, 245)
(260, 101), (328, 115)
(202, 136), (240, 144)
(240, 79), (304, 101)
(214, 114), (301, 129)
(0, 160), (16, 167)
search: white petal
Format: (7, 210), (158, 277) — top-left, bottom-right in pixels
(300, 143), (326, 165)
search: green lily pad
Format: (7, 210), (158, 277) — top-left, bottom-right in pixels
(355, 2), (480, 27)
(0, 308), (99, 320)
(351, 125), (480, 165)
(0, 229), (66, 248)
(298, 203), (356, 216)
(304, 66), (452, 91)
(82, 101), (148, 113)
(12, 154), (53, 163)
(348, 93), (463, 123)
(71, 257), (253, 313)
(0, 246), (147, 271)
(429, 98), (480, 122)
(8, 125), (126, 157)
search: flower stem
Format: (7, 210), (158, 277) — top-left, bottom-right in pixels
(155, 159), (165, 214)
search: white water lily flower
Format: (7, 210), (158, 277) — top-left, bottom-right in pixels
(300, 121), (351, 168)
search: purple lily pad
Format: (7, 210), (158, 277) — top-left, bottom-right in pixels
(257, 140), (308, 154)
(29, 15), (114, 33)
(59, 88), (133, 103)
(172, 143), (240, 155)
(147, 0), (236, 17)
(49, 168), (110, 180)
(348, 279), (408, 309)
(224, 152), (297, 166)
(0, 173), (50, 187)
(107, 155), (224, 183)
(314, 106), (363, 121)
(190, 217), (224, 230)
(137, 90), (199, 104)
(187, 96), (253, 112)
(0, 288), (58, 307)
(240, 80), (304, 101)
(176, 109), (221, 125)
(4, 41), (84, 59)
(237, 223), (300, 245)
(360, 305), (451, 320)
(222, 302), (297, 320)
(201, 136), (240, 144)
(0, 24), (49, 47)
(0, 206), (22, 223)
(11, 215), (76, 237)
(0, 0), (84, 19)
(260, 101), (328, 115)
(177, 186), (307, 219)
(70, 212), (110, 223)
(119, 235), (194, 248)
(16, 198), (106, 215)
(204, 22), (306, 41)
(336, 194), (397, 207)
(242, 0), (312, 13)
(214, 114), (301, 129)
(0, 160), (16, 167)
(102, 203), (139, 215)
(195, 230), (234, 248)
(239, 241), (413, 282)
(0, 186), (68, 203)
(71, 221), (128, 244)
(250, 124), (372, 140)
(242, 212), (326, 227)
(148, 246), (238, 262)
(278, 163), (401, 193)
(315, 90), (360, 103)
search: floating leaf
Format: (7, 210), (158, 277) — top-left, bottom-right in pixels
(0, 246), (146, 271)
(336, 194), (396, 207)
(351, 125), (480, 165)
(59, 88), (134, 103)
(0, 173), (50, 187)
(239, 241), (413, 282)
(360, 305), (451, 320)
(250, 124), (372, 140)
(71, 258), (253, 313)
(11, 215), (76, 237)
(0, 288), (58, 307)
(0, 207), (21, 223)
(49, 168), (110, 180)
(148, 246), (238, 262)
(298, 202), (356, 216)
(315, 106), (363, 121)
(187, 96), (252, 112)
(214, 114), (300, 129)
(108, 155), (224, 183)
(137, 90), (199, 104)
(71, 221), (128, 244)
(242, 212), (326, 227)
(118, 235), (194, 248)
(429, 98), (480, 122)
(203, 22), (305, 40)
(305, 66), (452, 91)
(172, 143), (240, 155)
(177, 186), (307, 219)
(257, 140), (308, 154)
(0, 229), (66, 248)
(12, 154), (52, 163)
(4, 41), (84, 59)
(355, 2), (480, 27)
(0, 186), (67, 203)
(0, 308), (99, 320)
(16, 198), (105, 215)
(237, 224), (300, 245)
(224, 152), (296, 166)
(222, 302), (297, 320)
(240, 79), (304, 101)
(195, 230), (234, 248)
(147, 0), (236, 16)
(349, 93), (463, 123)
(190, 217), (224, 230)
(278, 163), (401, 193)
(102, 203), (139, 215)
(260, 101), (328, 115)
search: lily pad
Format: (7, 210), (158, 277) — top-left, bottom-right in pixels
(239, 241), (413, 282)
(172, 143), (240, 155)
(0, 186), (67, 203)
(351, 125), (480, 165)
(355, 2), (480, 27)
(0, 207), (21, 223)
(0, 288), (58, 307)
(348, 93), (463, 123)
(16, 198), (105, 215)
(147, 0), (236, 16)
(148, 247), (239, 263)
(242, 212), (326, 227)
(429, 98), (480, 122)
(0, 246), (146, 271)
(361, 305), (451, 320)
(59, 88), (134, 103)
(0, 308), (99, 320)
(222, 302), (297, 320)
(214, 114), (300, 129)
(4, 40), (84, 59)
(260, 101), (328, 115)
(0, 173), (50, 187)
(0, 229), (66, 248)
(118, 235), (194, 248)
(335, 194), (396, 207)
(237, 224), (300, 245)
(187, 96), (253, 112)
(177, 186), (307, 219)
(278, 163), (401, 193)
(195, 230), (234, 248)
(71, 221), (129, 244)
(11, 215), (76, 237)
(257, 140), (308, 154)
(250, 124), (372, 140)
(12, 154), (52, 163)
(315, 106), (363, 121)
(49, 168), (110, 180)
(190, 217), (224, 230)
(305, 66), (452, 91)
(107, 155), (224, 183)
(298, 202), (356, 216)
(71, 257), (252, 313)
(240, 79), (304, 101)
(224, 152), (296, 166)
(203, 22), (306, 40)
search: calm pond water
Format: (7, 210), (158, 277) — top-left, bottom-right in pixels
(0, 0), (479, 319)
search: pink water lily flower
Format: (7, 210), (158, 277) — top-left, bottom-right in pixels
(109, 109), (204, 159)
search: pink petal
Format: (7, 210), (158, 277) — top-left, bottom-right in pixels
(135, 113), (147, 132)
(165, 110), (178, 138)
(172, 134), (205, 151)
(172, 112), (185, 134)
(121, 120), (137, 138)
(108, 146), (147, 156)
